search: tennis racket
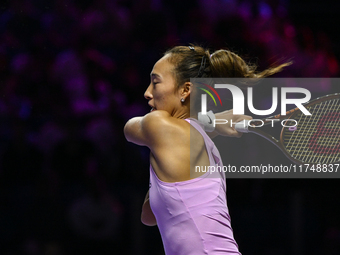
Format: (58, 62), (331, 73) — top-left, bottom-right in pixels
(234, 93), (340, 165)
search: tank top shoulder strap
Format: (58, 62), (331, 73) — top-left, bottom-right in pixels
(184, 118), (222, 167)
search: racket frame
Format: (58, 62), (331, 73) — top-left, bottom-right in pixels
(235, 93), (340, 165)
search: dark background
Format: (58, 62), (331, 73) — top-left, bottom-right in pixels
(0, 0), (339, 254)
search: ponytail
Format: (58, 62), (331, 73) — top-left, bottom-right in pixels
(210, 49), (291, 80)
(165, 45), (292, 88)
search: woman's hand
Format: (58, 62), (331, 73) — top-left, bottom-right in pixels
(210, 109), (252, 138)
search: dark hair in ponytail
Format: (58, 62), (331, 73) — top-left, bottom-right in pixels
(164, 44), (292, 89)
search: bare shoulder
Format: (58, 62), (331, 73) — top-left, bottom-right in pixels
(143, 110), (187, 132)
(142, 110), (189, 148)
(124, 110), (190, 149)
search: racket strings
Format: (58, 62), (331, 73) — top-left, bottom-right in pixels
(283, 98), (340, 164)
(306, 100), (334, 162)
(307, 99), (339, 163)
(306, 99), (339, 164)
(290, 102), (320, 160)
(323, 110), (340, 162)
(309, 100), (340, 163)
(286, 99), (324, 161)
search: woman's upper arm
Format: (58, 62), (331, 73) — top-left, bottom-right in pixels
(124, 110), (173, 148)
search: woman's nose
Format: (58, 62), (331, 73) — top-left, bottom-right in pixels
(144, 85), (153, 100)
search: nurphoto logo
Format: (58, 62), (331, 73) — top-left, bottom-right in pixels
(199, 82), (312, 128)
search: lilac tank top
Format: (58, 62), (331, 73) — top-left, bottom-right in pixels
(149, 118), (241, 255)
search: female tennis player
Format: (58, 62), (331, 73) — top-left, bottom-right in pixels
(124, 45), (289, 255)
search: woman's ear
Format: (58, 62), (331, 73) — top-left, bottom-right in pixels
(180, 82), (192, 100)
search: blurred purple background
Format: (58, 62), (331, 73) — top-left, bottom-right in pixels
(0, 0), (339, 254)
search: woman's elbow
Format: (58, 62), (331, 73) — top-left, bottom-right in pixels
(124, 118), (137, 142)
(141, 219), (157, 227)
(123, 121), (131, 142)
(141, 211), (157, 226)
(141, 202), (157, 226)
